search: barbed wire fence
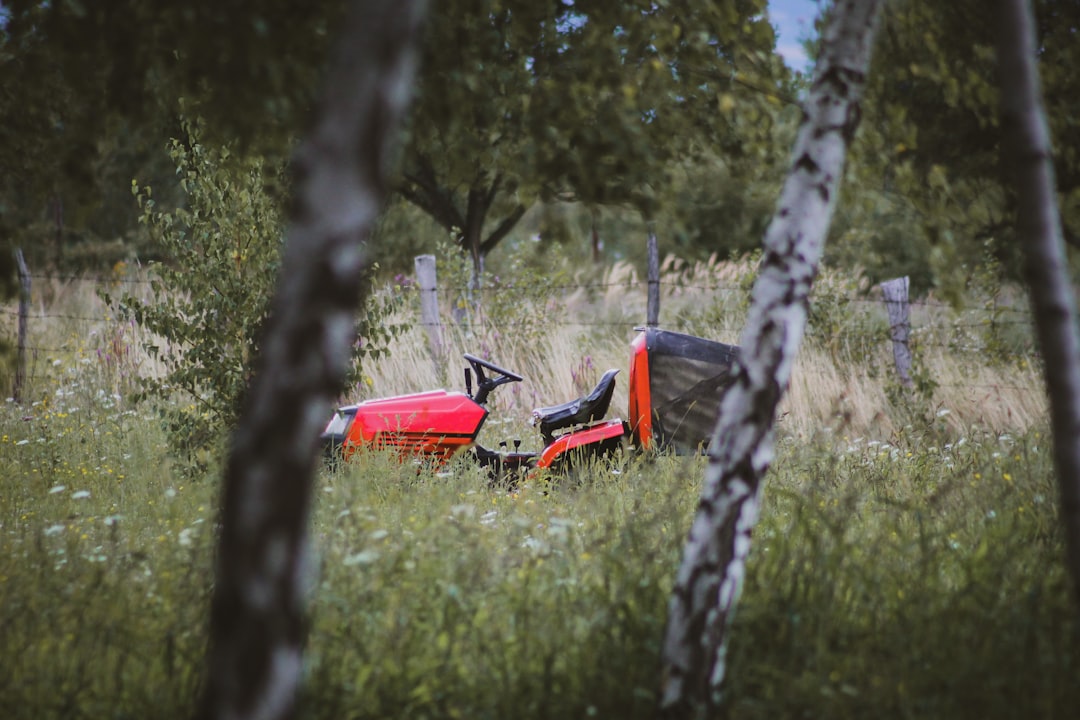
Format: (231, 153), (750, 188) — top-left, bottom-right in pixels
(2, 253), (1039, 402)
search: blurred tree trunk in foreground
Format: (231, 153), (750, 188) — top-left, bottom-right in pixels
(996, 0), (1080, 606)
(657, 1), (884, 718)
(195, 2), (427, 720)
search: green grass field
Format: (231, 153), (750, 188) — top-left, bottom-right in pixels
(2, 263), (1076, 719)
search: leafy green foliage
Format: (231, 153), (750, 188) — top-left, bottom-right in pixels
(0, 0), (343, 278)
(2, 368), (1075, 719)
(401, 0), (790, 275)
(103, 120), (283, 465)
(727, 425), (1076, 719)
(104, 119), (406, 467)
(837, 0), (1080, 295)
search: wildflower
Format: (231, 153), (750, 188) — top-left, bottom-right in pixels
(522, 536), (550, 555)
(44, 524), (66, 536)
(450, 504), (475, 520)
(71, 490), (90, 500)
(344, 550), (380, 566)
(49, 485), (66, 494)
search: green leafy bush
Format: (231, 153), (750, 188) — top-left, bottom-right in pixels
(104, 118), (405, 468)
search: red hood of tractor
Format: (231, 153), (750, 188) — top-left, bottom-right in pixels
(341, 390), (488, 458)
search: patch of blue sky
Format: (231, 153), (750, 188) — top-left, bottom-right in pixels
(768, 0), (823, 73)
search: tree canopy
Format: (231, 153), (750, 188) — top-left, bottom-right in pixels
(1, 0), (795, 280)
(836, 0), (1080, 293)
(400, 0), (788, 276)
(0, 0), (343, 271)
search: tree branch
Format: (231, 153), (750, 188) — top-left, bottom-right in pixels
(483, 173), (504, 211)
(400, 153), (464, 231)
(398, 180), (461, 231)
(480, 203), (527, 256)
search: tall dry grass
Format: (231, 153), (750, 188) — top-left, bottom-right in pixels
(360, 255), (1043, 445)
(2, 255), (1043, 445)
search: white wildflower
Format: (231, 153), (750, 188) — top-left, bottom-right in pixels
(450, 504), (475, 520)
(343, 550), (380, 566)
(522, 536), (550, 555)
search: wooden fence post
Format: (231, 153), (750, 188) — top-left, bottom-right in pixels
(13, 248), (30, 403)
(414, 254), (444, 373)
(881, 276), (913, 388)
(647, 224), (660, 327)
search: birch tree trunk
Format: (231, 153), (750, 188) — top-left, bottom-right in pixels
(657, 2), (884, 717)
(996, 0), (1080, 605)
(195, 2), (427, 719)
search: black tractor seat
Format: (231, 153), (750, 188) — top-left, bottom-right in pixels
(532, 368), (620, 441)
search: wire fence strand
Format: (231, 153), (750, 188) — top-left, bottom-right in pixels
(2, 271), (1040, 398)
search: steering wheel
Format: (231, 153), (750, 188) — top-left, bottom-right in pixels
(463, 353), (523, 404)
(463, 353), (523, 383)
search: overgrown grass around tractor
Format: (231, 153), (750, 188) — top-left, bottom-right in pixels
(1, 263), (1074, 719)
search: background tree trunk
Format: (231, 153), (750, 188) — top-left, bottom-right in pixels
(996, 0), (1080, 605)
(195, 2), (427, 719)
(657, 2), (884, 718)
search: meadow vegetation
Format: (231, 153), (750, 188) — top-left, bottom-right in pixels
(1, 255), (1075, 719)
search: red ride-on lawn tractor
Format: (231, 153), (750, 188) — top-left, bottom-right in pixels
(321, 328), (739, 479)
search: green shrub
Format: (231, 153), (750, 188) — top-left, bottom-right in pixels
(103, 117), (405, 469)
(726, 425), (1077, 720)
